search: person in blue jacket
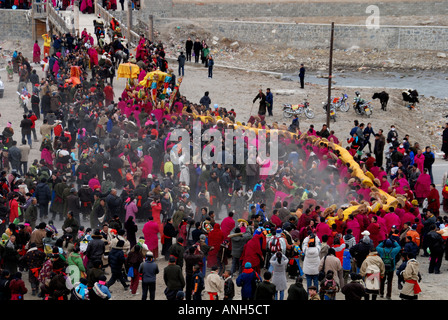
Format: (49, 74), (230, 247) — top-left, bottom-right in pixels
(236, 262), (261, 300)
(376, 239), (401, 299)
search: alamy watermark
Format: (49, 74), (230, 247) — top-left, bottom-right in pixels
(169, 121), (279, 176)
(366, 5), (380, 29)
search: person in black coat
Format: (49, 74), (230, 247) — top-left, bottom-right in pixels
(185, 37), (193, 62)
(193, 38), (202, 64)
(161, 217), (177, 261)
(253, 89), (267, 117)
(341, 273), (366, 300)
(254, 271), (276, 300)
(105, 240), (129, 290)
(85, 229), (106, 269)
(426, 224), (445, 274)
(124, 216), (138, 249)
(442, 123), (448, 160)
(298, 63), (305, 89)
(41, 91), (51, 120)
(287, 276), (308, 300)
(35, 178), (52, 219)
(349, 236), (374, 270)
(105, 189), (124, 222)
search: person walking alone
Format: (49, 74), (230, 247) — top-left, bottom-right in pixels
(266, 88), (273, 116)
(177, 51), (186, 77)
(299, 63), (305, 89)
(139, 251), (159, 300)
(208, 55), (214, 79)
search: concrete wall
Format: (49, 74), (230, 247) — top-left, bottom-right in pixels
(0, 9), (33, 40)
(167, 1), (447, 18)
(108, 1), (448, 51)
(141, 0), (173, 17)
(155, 18), (448, 51)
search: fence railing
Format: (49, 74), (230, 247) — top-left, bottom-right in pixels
(32, 2), (47, 19)
(47, 1), (72, 34)
(95, 2), (140, 47)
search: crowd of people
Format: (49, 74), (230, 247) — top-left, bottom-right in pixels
(0, 11), (448, 301)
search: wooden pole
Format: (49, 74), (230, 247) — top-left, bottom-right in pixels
(74, 0), (80, 36)
(148, 14), (154, 42)
(127, 0), (132, 42)
(326, 22), (334, 128)
(31, 2), (36, 42)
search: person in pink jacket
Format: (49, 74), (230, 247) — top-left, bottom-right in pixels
(220, 212), (236, 239)
(345, 214), (361, 243)
(316, 216), (332, 243)
(142, 216), (160, 259)
(125, 197), (138, 221)
(414, 168), (431, 205)
(384, 208), (402, 234)
(414, 149), (425, 174)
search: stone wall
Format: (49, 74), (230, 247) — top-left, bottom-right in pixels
(155, 18), (448, 51)
(141, 0), (173, 17)
(168, 1), (447, 18)
(0, 9), (33, 40)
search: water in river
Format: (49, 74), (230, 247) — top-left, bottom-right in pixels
(282, 70), (448, 99)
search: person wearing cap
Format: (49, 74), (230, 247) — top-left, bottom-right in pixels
(138, 251), (159, 300)
(85, 229), (106, 270)
(403, 235), (419, 260)
(163, 256), (185, 300)
(308, 285), (320, 300)
(236, 261), (261, 300)
(349, 230), (374, 273)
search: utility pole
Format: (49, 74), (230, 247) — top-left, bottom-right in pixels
(127, 0), (132, 43)
(148, 14), (154, 42)
(326, 22), (334, 128)
(31, 2), (36, 42)
(74, 0), (80, 36)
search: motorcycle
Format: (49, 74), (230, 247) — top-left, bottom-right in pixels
(353, 91), (373, 117)
(322, 102), (337, 122)
(329, 93), (349, 112)
(283, 99), (315, 119)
